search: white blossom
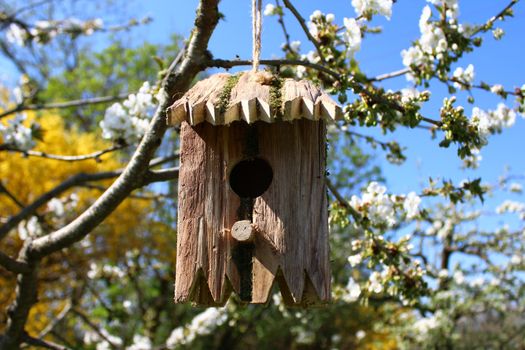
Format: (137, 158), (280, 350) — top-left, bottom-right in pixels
(453, 270), (465, 285)
(493, 28), (505, 40)
(413, 315), (439, 335)
(496, 200), (525, 219)
(427, 0), (459, 19)
(452, 64), (475, 89)
(352, 0), (393, 19)
(6, 23), (27, 46)
(400, 88), (420, 104)
(368, 271), (384, 293)
(127, 335), (151, 350)
(343, 277), (362, 302)
(404, 192), (421, 219)
(289, 40), (301, 52)
(401, 46), (425, 67)
(490, 84), (504, 94)
(438, 269), (449, 279)
(356, 330), (366, 340)
(264, 4), (278, 16)
(343, 18), (362, 57)
(17, 216), (42, 240)
(100, 82), (158, 144)
(326, 13), (335, 23)
(310, 10), (323, 21)
(348, 254), (362, 267)
(510, 254), (522, 265)
(166, 308), (228, 348)
(84, 328), (123, 350)
(350, 182), (396, 227)
(47, 198), (65, 217)
(0, 113), (35, 150)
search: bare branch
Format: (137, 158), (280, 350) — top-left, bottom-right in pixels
(0, 250), (31, 274)
(470, 0), (520, 37)
(372, 68), (410, 82)
(0, 153), (179, 242)
(0, 94), (127, 120)
(1, 144), (126, 162)
(0, 170), (120, 242)
(28, 0), (220, 259)
(37, 300), (72, 339)
(72, 308), (118, 349)
(23, 333), (71, 350)
(210, 58), (339, 79)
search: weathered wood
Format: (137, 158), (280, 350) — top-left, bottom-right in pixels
(167, 71), (342, 126)
(175, 119), (330, 306)
(231, 220), (256, 242)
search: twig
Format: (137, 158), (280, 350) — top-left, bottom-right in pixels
(326, 179), (361, 220)
(72, 308), (118, 349)
(0, 250), (31, 274)
(0, 155), (180, 242)
(0, 94), (127, 119)
(372, 67), (410, 82)
(281, 0), (326, 64)
(210, 58), (339, 79)
(37, 300), (72, 339)
(0, 170), (120, 242)
(275, 0), (291, 49)
(470, 0), (520, 37)
(22, 333), (71, 350)
(0, 181), (25, 208)
(1, 144), (126, 162)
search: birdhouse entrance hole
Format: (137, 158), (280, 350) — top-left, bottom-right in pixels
(229, 157), (273, 199)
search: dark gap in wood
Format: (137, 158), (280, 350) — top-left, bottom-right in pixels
(231, 124), (262, 302)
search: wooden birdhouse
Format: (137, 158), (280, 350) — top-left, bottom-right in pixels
(167, 70), (342, 307)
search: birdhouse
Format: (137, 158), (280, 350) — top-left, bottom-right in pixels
(167, 71), (342, 307)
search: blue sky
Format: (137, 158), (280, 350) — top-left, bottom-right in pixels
(2, 0), (524, 203)
(129, 0), (525, 203)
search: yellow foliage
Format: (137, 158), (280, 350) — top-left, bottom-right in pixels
(0, 112), (170, 335)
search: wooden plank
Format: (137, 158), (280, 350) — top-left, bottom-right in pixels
(253, 119), (331, 304)
(175, 121), (245, 305)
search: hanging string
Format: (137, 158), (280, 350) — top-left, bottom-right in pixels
(252, 0), (262, 71)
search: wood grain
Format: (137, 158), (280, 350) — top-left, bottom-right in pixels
(175, 119), (330, 306)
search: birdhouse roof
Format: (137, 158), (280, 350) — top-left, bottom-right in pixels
(167, 71), (342, 126)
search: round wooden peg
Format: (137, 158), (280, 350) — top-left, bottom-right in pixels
(231, 220), (256, 242)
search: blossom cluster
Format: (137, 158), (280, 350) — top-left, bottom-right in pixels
(0, 113), (35, 150)
(452, 64), (475, 89)
(351, 0), (393, 20)
(100, 82), (165, 144)
(86, 262), (126, 280)
(470, 103), (517, 139)
(6, 18), (104, 47)
(349, 182), (421, 228)
(84, 329), (123, 350)
(496, 200), (525, 220)
(166, 308), (228, 349)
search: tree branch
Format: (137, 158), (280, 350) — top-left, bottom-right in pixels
(22, 333), (71, 350)
(0, 153), (179, 243)
(209, 58), (339, 79)
(27, 0), (220, 258)
(0, 144), (126, 162)
(281, 0), (326, 64)
(0, 250), (31, 274)
(0, 94), (127, 120)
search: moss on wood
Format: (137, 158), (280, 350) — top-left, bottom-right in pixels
(217, 73), (242, 114)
